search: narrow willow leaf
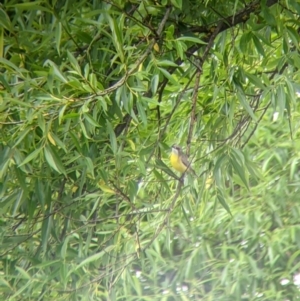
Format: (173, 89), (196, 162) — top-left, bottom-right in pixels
(19, 147), (42, 167)
(55, 21), (62, 55)
(107, 15), (124, 63)
(237, 90), (257, 120)
(13, 127), (31, 148)
(252, 35), (265, 56)
(0, 8), (12, 30)
(285, 79), (295, 104)
(239, 32), (251, 53)
(157, 60), (179, 67)
(44, 146), (59, 173)
(128, 180), (138, 202)
(75, 245), (115, 270)
(153, 169), (171, 191)
(44, 145), (66, 174)
(58, 103), (69, 124)
(0, 73), (10, 90)
(0, 27), (3, 58)
(8, 98), (32, 108)
(80, 120), (90, 138)
(175, 40), (184, 59)
(229, 149), (249, 190)
(177, 36), (206, 44)
(0, 57), (23, 73)
(14, 166), (27, 192)
(7, 278), (33, 299)
(41, 210), (52, 253)
(49, 132), (67, 152)
(155, 158), (179, 179)
(151, 74), (159, 94)
(38, 113), (45, 132)
(246, 73), (266, 90)
(158, 68), (178, 85)
(84, 113), (100, 127)
(7, 2), (52, 11)
(85, 156), (94, 178)
(44, 60), (68, 83)
(276, 84), (286, 117)
(136, 101), (147, 126)
(217, 190), (232, 216)
(106, 121), (117, 154)
(287, 249), (300, 272)
(15, 266), (31, 280)
(171, 0), (182, 9)
(67, 50), (81, 75)
(61, 236), (71, 259)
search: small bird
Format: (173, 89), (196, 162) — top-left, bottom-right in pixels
(170, 145), (196, 176)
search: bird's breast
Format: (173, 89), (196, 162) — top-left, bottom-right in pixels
(170, 153), (187, 173)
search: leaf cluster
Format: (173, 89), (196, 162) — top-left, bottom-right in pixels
(1, 0), (300, 300)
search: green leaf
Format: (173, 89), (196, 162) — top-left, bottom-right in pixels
(236, 89), (257, 120)
(246, 73), (266, 90)
(217, 189), (232, 216)
(128, 180), (139, 201)
(85, 156), (95, 178)
(44, 145), (66, 174)
(84, 113), (101, 127)
(137, 101), (147, 126)
(75, 245), (115, 270)
(252, 34), (265, 56)
(175, 40), (184, 59)
(0, 27), (3, 59)
(229, 149), (249, 190)
(7, 98), (33, 108)
(61, 236), (71, 259)
(106, 14), (124, 63)
(14, 166), (28, 192)
(41, 209), (52, 253)
(261, 6), (277, 26)
(80, 119), (90, 138)
(13, 127), (32, 148)
(176, 36), (206, 44)
(44, 60), (68, 83)
(0, 73), (10, 91)
(239, 32), (251, 53)
(0, 8), (12, 30)
(276, 84), (286, 117)
(286, 26), (299, 48)
(19, 147), (42, 167)
(0, 57), (23, 74)
(158, 67), (178, 86)
(55, 21), (62, 56)
(151, 74), (159, 94)
(155, 158), (179, 179)
(67, 50), (81, 75)
(15, 266), (31, 280)
(6, 2), (52, 12)
(171, 0), (182, 9)
(106, 121), (117, 154)
(157, 60), (180, 67)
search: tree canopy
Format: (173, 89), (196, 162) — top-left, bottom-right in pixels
(1, 0), (300, 300)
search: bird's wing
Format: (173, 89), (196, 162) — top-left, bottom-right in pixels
(181, 154), (191, 168)
(182, 154), (197, 176)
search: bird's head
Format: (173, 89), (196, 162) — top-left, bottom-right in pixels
(171, 144), (182, 155)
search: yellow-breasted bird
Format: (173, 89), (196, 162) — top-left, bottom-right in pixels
(170, 145), (196, 176)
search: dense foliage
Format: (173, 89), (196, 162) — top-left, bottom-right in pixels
(1, 0), (300, 300)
